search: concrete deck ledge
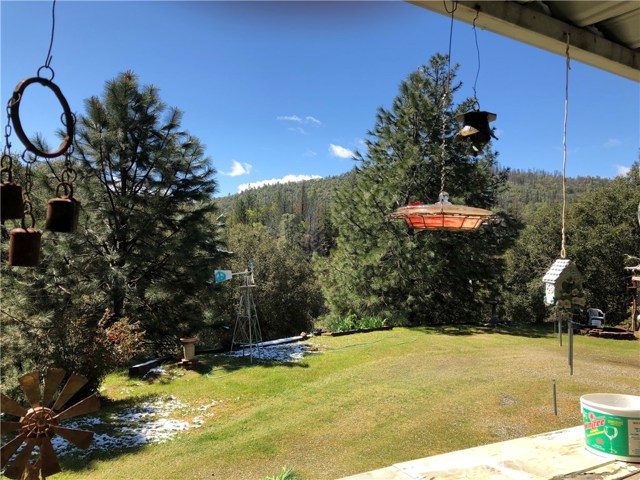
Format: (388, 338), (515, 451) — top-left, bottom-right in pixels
(339, 426), (640, 479)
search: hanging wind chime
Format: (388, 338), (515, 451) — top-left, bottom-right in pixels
(390, 2), (494, 231)
(1, 0), (80, 267)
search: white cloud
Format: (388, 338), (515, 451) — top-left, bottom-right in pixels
(605, 138), (622, 148)
(277, 115), (302, 123)
(304, 149), (317, 157)
(238, 174), (322, 192)
(288, 126), (307, 135)
(277, 114), (322, 126)
(329, 144), (354, 159)
(305, 116), (321, 125)
(221, 160), (252, 177)
(615, 164), (631, 177)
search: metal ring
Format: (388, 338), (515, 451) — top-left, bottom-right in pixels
(10, 76), (74, 159)
(37, 65), (55, 81)
(21, 211), (36, 230)
(55, 182), (73, 198)
(21, 150), (38, 165)
(60, 169), (76, 184)
(60, 110), (76, 128)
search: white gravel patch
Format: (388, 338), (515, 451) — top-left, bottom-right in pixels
(224, 342), (318, 362)
(50, 395), (216, 458)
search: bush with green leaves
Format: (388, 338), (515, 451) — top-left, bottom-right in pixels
(328, 313), (388, 332)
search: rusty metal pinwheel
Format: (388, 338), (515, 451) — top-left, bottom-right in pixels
(1, 368), (100, 479)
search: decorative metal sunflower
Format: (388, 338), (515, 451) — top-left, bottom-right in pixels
(0, 368), (100, 479)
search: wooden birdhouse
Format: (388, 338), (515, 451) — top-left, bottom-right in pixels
(542, 259), (585, 308)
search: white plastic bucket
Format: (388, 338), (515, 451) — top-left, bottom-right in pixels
(580, 393), (640, 463)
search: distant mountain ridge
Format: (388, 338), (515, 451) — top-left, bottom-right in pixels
(216, 168), (612, 223)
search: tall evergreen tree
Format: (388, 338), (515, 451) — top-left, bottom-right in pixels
(72, 70), (222, 349)
(319, 54), (518, 324)
(1, 70), (222, 397)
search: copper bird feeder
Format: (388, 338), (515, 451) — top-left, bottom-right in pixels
(390, 193), (493, 232)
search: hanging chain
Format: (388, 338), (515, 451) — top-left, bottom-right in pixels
(58, 141), (76, 198)
(560, 33), (570, 259)
(472, 9), (481, 110)
(2, 101), (14, 183)
(439, 0), (457, 197)
(21, 151), (38, 229)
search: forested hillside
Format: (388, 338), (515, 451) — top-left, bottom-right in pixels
(216, 168), (612, 255)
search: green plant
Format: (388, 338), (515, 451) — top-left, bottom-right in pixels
(359, 315), (388, 330)
(328, 313), (388, 332)
(263, 467), (299, 480)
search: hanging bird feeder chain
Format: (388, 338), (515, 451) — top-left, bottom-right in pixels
(440, 0), (458, 197)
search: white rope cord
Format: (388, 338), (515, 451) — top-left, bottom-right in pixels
(561, 33), (570, 259)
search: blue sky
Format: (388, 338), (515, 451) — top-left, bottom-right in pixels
(2, 1), (638, 197)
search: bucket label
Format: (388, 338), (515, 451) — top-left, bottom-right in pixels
(582, 407), (640, 458)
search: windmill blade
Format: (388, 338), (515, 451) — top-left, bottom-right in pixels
(39, 437), (62, 478)
(52, 373), (88, 411)
(52, 425), (94, 449)
(0, 421), (22, 435)
(2, 438), (36, 479)
(18, 371), (41, 408)
(42, 367), (66, 407)
(0, 433), (26, 468)
(0, 394), (28, 418)
(21, 460), (41, 480)
(55, 393), (100, 421)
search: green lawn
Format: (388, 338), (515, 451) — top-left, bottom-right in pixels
(51, 325), (639, 480)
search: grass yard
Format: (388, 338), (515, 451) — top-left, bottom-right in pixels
(51, 325), (639, 480)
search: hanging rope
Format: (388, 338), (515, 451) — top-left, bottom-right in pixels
(560, 33), (570, 259)
(440, 0), (457, 196)
(472, 9), (481, 109)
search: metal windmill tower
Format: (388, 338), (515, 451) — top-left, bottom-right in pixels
(216, 261), (262, 361)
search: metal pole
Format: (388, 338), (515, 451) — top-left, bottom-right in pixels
(553, 379), (557, 416)
(558, 318), (562, 347)
(246, 275), (253, 364)
(568, 320), (574, 376)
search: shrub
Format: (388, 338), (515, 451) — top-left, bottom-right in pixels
(328, 313), (388, 332)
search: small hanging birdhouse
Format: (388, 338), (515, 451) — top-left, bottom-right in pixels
(542, 259), (585, 308)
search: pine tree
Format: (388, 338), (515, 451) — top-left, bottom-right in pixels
(72, 70), (222, 349)
(320, 54), (518, 324)
(1, 70), (223, 397)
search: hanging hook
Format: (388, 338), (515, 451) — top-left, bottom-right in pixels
(443, 0), (458, 14)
